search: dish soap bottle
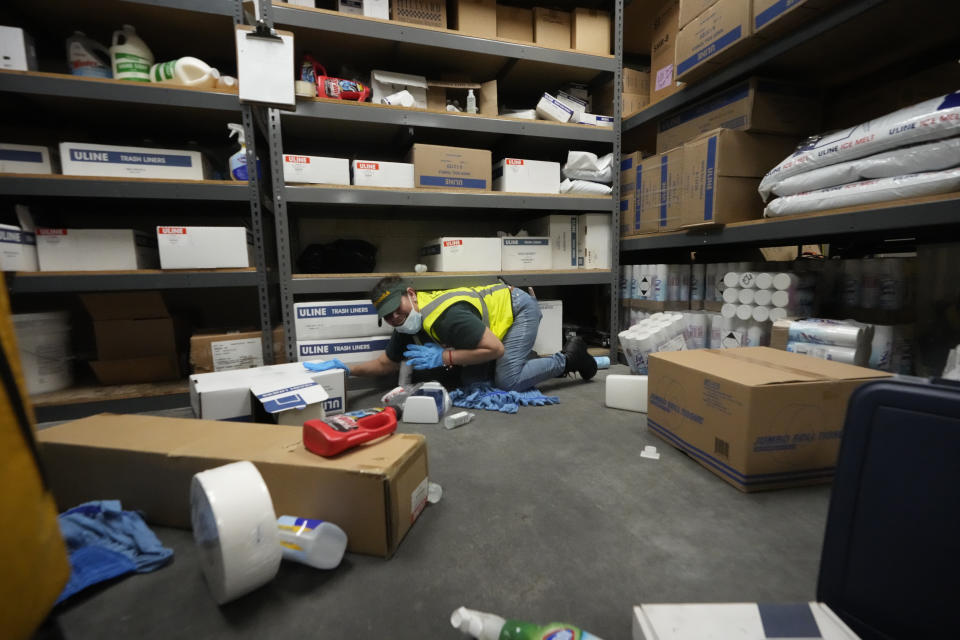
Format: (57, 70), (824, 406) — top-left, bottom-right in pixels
(227, 123), (260, 181)
(450, 607), (605, 640)
(466, 89), (478, 114)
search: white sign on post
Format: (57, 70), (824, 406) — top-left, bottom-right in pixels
(235, 23), (295, 109)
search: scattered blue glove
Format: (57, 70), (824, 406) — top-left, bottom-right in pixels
(403, 342), (445, 370)
(304, 358), (350, 376)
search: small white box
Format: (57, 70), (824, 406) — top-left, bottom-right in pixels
(0, 224), (38, 271)
(370, 70), (428, 109)
(36, 229), (159, 271)
(493, 158), (561, 194)
(0, 26), (38, 71)
(501, 237), (551, 271)
(59, 142), (205, 180)
(0, 143), (52, 174)
(556, 90), (588, 120)
(157, 226), (252, 269)
(576, 113), (614, 128)
(337, 0), (389, 18)
(525, 214), (579, 269)
(421, 237), (502, 272)
(288, 0), (316, 6)
(283, 154), (350, 185)
(294, 299), (392, 340)
(351, 160), (415, 188)
(533, 299), (563, 355)
(250, 375), (328, 425)
(535, 93), (573, 123)
(297, 335), (392, 364)
(578, 213), (611, 269)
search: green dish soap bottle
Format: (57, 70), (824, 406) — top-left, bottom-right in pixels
(451, 606), (604, 640)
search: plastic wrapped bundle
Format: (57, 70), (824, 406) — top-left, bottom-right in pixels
(562, 151), (613, 183)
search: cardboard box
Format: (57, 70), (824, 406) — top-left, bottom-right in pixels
(535, 93), (574, 123)
(633, 602), (860, 639)
(36, 228), (159, 271)
(656, 78), (820, 152)
(594, 75), (651, 117)
(426, 79), (498, 116)
(392, 0), (446, 27)
(59, 142), (205, 180)
(157, 226), (252, 269)
(189, 327), (286, 374)
(420, 236), (501, 271)
(501, 237), (551, 271)
(36, 413), (429, 557)
(678, 0), (719, 28)
(191, 365), (345, 419)
(298, 335), (391, 363)
(351, 160), (415, 188)
(620, 151), (641, 236)
(681, 129), (799, 226)
(249, 374), (328, 426)
(0, 143), (52, 174)
(676, 0), (752, 82)
(493, 158), (560, 194)
(496, 5), (533, 41)
(533, 300), (563, 355)
(526, 215), (578, 269)
(578, 213), (611, 269)
(556, 90), (588, 120)
(533, 7), (571, 49)
(337, 0), (389, 19)
(657, 148), (685, 232)
(646, 347), (890, 491)
(0, 224), (37, 271)
(294, 299), (392, 341)
(282, 155), (350, 185)
(407, 144), (492, 191)
(571, 8), (611, 55)
(452, 0), (496, 37)
(650, 0), (683, 105)
(754, 0), (839, 39)
(370, 70), (428, 109)
(0, 26), (38, 71)
(638, 156), (662, 235)
(81, 292), (179, 384)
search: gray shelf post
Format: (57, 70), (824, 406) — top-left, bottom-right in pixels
(609, 0), (624, 360)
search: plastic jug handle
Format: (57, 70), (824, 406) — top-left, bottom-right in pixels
(112, 31), (122, 47)
(355, 408), (397, 440)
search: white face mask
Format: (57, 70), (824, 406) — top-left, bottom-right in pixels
(395, 295), (422, 334)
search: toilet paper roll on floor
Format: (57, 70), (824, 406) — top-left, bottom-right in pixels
(191, 461), (283, 605)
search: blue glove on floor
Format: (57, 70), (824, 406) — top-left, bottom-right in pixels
(403, 342), (445, 370)
(304, 358), (350, 376)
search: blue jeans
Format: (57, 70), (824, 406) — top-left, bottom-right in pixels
(462, 288), (565, 391)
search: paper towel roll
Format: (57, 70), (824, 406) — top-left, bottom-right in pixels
(191, 461), (282, 605)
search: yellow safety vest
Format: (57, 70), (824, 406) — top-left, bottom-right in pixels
(417, 284), (514, 343)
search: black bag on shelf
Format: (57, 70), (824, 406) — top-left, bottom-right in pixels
(297, 239), (377, 274)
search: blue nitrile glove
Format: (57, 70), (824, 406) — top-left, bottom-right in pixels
(303, 358), (350, 376)
(403, 343), (445, 370)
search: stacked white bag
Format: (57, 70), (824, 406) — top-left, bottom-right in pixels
(760, 91), (960, 217)
(561, 151), (613, 195)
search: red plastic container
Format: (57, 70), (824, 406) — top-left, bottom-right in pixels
(303, 407), (397, 457)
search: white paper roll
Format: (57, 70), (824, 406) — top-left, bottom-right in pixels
(754, 272), (774, 290)
(736, 304), (753, 320)
(787, 341), (858, 364)
(691, 263), (706, 302)
(704, 263), (718, 302)
(738, 272), (758, 289)
(772, 290), (790, 308)
(772, 272), (799, 291)
(752, 306), (772, 323)
(191, 461), (282, 605)
(723, 287), (741, 303)
(721, 303), (738, 319)
(769, 307), (789, 322)
(754, 289), (773, 307)
(723, 272), (741, 289)
(787, 320), (863, 348)
(738, 289), (755, 305)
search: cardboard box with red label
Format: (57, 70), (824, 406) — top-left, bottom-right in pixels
(493, 158), (560, 194)
(156, 226), (253, 269)
(282, 154), (350, 185)
(420, 237), (501, 271)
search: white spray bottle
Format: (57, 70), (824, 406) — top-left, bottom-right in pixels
(227, 123), (259, 181)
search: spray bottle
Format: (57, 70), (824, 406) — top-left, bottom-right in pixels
(66, 31), (112, 78)
(276, 516), (348, 570)
(451, 607), (604, 640)
(227, 123), (260, 181)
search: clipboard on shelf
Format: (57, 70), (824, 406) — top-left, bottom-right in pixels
(235, 22), (295, 109)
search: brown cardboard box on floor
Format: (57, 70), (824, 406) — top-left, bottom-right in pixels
(676, 0), (753, 83)
(451, 0), (497, 38)
(650, 0), (683, 105)
(571, 8), (611, 54)
(407, 143), (492, 190)
(496, 5), (533, 42)
(36, 413), (430, 557)
(533, 7), (571, 49)
(81, 292), (180, 384)
(190, 327), (287, 374)
(647, 347), (890, 492)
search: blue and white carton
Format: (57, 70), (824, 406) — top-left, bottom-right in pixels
(249, 374), (328, 426)
(297, 335), (390, 364)
(294, 300), (392, 341)
(0, 143), (52, 174)
(59, 141), (206, 180)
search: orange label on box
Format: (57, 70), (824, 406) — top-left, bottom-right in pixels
(285, 155), (311, 164)
(158, 227), (187, 234)
(443, 240), (463, 247)
(506, 159), (524, 165)
(356, 162), (379, 170)
(37, 228), (67, 235)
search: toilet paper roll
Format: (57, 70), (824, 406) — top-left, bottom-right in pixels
(736, 304), (754, 321)
(723, 272), (741, 289)
(721, 303), (738, 319)
(753, 289), (773, 307)
(769, 307), (789, 322)
(722, 287), (741, 304)
(738, 272), (758, 289)
(754, 272), (774, 290)
(738, 288), (755, 305)
(752, 306), (772, 323)
(191, 461), (282, 605)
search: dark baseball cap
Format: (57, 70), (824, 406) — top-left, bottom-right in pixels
(370, 277), (411, 318)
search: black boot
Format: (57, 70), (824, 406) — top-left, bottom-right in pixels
(561, 336), (597, 380)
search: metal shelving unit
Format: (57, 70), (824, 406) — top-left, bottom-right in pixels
(8, 269), (260, 293)
(0, 175), (249, 201)
(290, 270), (613, 294)
(284, 185), (612, 209)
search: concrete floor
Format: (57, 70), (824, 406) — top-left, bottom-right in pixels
(39, 365), (833, 640)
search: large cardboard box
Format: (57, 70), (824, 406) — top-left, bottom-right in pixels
(594, 68), (651, 117)
(571, 8), (611, 55)
(646, 347), (890, 492)
(578, 213), (611, 269)
(526, 214), (578, 269)
(157, 226), (253, 269)
(657, 78), (819, 152)
(650, 0), (683, 105)
(421, 236), (501, 271)
(681, 129), (799, 227)
(0, 143), (52, 174)
(190, 327), (286, 374)
(676, 0), (753, 83)
(59, 142), (206, 180)
(36, 413), (429, 557)
(282, 154), (350, 185)
(81, 292), (180, 384)
(638, 155), (661, 235)
(36, 228), (159, 271)
(619, 151), (642, 236)
(501, 237), (551, 270)
(0, 223), (38, 271)
(679, 0), (719, 28)
(452, 0), (496, 37)
(407, 144), (492, 191)
(633, 602), (860, 639)
(533, 7), (571, 49)
(657, 147), (685, 232)
(391, 0), (446, 27)
(294, 299), (392, 341)
(496, 5), (533, 42)
(493, 158), (560, 194)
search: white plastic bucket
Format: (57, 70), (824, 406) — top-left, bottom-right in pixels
(12, 311), (73, 394)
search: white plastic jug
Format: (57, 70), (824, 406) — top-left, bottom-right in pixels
(110, 25), (153, 82)
(66, 31), (112, 78)
(150, 57), (219, 89)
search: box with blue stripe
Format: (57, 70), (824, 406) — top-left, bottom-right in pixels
(407, 143), (491, 191)
(675, 0), (754, 83)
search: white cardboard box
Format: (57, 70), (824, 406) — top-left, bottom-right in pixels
(351, 160), (415, 188)
(370, 70), (428, 109)
(493, 158), (561, 194)
(556, 90), (588, 120)
(191, 365), (346, 420)
(0, 143), (52, 174)
(157, 226), (252, 269)
(337, 0), (389, 18)
(533, 299), (563, 355)
(535, 93), (574, 122)
(282, 154), (350, 185)
(576, 113), (615, 128)
(0, 26), (38, 71)
(0, 223), (38, 271)
(249, 375), (328, 426)
(632, 602), (859, 640)
(36, 229), (159, 271)
(525, 214), (579, 269)
(421, 237), (502, 272)
(59, 142), (205, 180)
(297, 335), (392, 364)
(294, 299), (393, 340)
(578, 213), (611, 269)
(501, 237), (551, 270)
